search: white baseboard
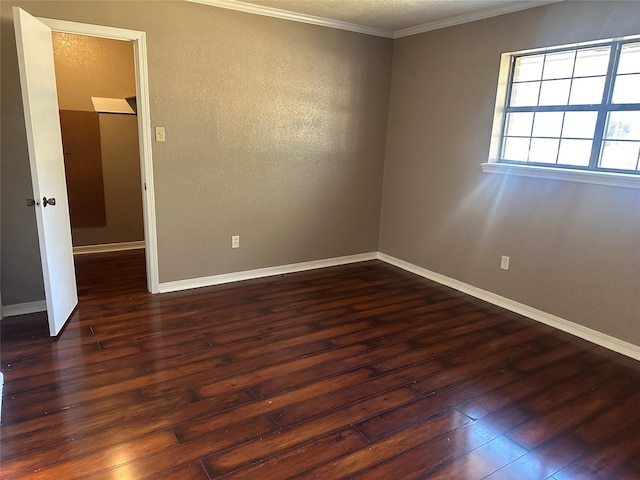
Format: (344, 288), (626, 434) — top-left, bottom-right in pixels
(73, 241), (145, 255)
(158, 252), (378, 293)
(379, 253), (640, 362)
(1, 300), (47, 318)
(6, 250), (637, 362)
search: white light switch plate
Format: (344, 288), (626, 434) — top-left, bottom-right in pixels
(155, 126), (165, 142)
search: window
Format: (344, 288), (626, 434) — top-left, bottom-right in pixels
(484, 35), (640, 188)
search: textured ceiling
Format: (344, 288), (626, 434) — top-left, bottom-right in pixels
(234, 0), (557, 33)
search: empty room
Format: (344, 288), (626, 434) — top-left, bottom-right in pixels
(1, 0), (639, 478)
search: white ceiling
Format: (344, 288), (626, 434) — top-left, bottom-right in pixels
(187, 0), (562, 38)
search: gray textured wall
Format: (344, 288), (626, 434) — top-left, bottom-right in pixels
(0, 0), (393, 304)
(3, 0), (638, 352)
(380, 1), (640, 346)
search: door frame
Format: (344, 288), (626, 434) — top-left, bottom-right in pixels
(39, 17), (159, 293)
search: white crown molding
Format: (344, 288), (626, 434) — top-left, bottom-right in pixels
(1, 300), (47, 318)
(394, 1), (564, 38)
(158, 252), (378, 293)
(379, 253), (640, 362)
(73, 241), (146, 255)
(186, 0), (394, 38)
(187, 0), (563, 39)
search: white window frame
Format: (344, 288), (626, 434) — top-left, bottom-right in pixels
(483, 35), (640, 189)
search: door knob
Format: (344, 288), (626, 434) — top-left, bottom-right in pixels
(26, 198), (37, 207)
(42, 197), (56, 207)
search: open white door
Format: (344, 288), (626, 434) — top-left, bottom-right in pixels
(13, 7), (78, 336)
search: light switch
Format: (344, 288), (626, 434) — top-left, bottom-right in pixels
(155, 126), (165, 142)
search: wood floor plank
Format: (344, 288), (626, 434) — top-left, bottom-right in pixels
(353, 404), (531, 480)
(357, 368), (522, 442)
(506, 368), (637, 450)
(426, 434), (529, 480)
(456, 350), (598, 420)
(512, 333), (592, 372)
(1, 431), (177, 480)
(553, 421), (640, 480)
(138, 461), (211, 480)
(483, 434), (588, 480)
(1, 250), (639, 479)
(0, 389), (194, 456)
(295, 408), (471, 479)
(250, 340), (415, 398)
(222, 320), (373, 362)
(77, 415), (279, 480)
(3, 344), (141, 382)
(272, 360), (445, 428)
(573, 388), (640, 446)
(174, 368), (376, 443)
(217, 428), (368, 479)
(194, 343), (370, 399)
(201, 387), (417, 477)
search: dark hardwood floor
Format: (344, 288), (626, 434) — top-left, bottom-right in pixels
(2, 250), (640, 479)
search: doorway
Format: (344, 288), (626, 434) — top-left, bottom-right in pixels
(40, 17), (159, 295)
(52, 33), (145, 264)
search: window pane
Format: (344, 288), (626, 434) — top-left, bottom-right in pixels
(529, 138), (559, 163)
(557, 139), (592, 166)
(514, 55), (544, 82)
(510, 82), (540, 106)
(599, 140), (640, 170)
(502, 137), (530, 161)
(604, 111), (640, 140)
(542, 51), (575, 79)
(539, 79), (571, 105)
(562, 111), (597, 139)
(574, 46), (611, 77)
(617, 42), (640, 74)
(532, 111), (563, 137)
(569, 76), (606, 105)
(500, 39), (640, 176)
(505, 112), (534, 136)
(612, 74), (640, 103)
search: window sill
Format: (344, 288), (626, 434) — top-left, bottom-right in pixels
(481, 162), (640, 189)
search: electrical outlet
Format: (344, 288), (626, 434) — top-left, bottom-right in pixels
(232, 235), (239, 248)
(501, 255), (510, 270)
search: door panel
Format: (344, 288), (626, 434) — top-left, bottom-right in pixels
(13, 7), (78, 336)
